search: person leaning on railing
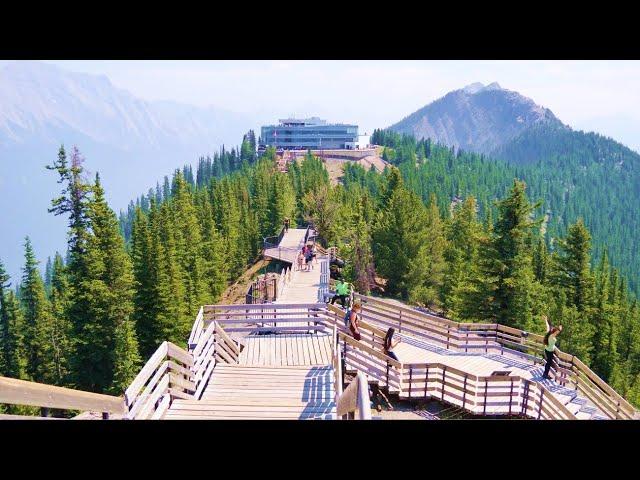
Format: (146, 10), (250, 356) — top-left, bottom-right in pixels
(542, 315), (563, 380)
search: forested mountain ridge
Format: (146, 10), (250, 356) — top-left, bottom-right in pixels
(377, 91), (640, 298)
(388, 82), (562, 156)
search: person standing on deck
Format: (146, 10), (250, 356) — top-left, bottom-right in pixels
(345, 281), (354, 308)
(284, 217), (290, 233)
(305, 245), (314, 271)
(383, 328), (401, 361)
(542, 315), (563, 380)
(349, 302), (362, 341)
(330, 279), (348, 307)
(297, 250), (304, 271)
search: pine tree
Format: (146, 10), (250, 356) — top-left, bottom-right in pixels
(481, 180), (542, 329)
(131, 206), (157, 358)
(19, 237), (54, 383)
(373, 185), (428, 300)
(47, 252), (72, 385)
(442, 196), (483, 320)
(407, 193), (447, 309)
(591, 251), (618, 380)
(72, 174), (140, 392)
(555, 219), (595, 312)
(110, 317), (142, 394)
(196, 192), (228, 303)
(0, 260), (26, 381)
(172, 172), (209, 317)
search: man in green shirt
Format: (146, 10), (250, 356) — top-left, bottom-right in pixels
(330, 279), (349, 308)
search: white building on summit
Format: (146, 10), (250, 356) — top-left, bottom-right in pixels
(260, 117), (370, 150)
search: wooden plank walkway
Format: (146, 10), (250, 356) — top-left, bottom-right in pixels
(238, 334), (333, 366)
(164, 364), (336, 420)
(264, 228), (307, 264)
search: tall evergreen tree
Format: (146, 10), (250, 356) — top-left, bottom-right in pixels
(19, 237), (54, 383)
(71, 174), (140, 392)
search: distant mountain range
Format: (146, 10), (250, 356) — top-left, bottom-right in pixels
(0, 61), (252, 279)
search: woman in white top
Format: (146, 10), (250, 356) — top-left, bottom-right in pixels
(542, 315), (563, 380)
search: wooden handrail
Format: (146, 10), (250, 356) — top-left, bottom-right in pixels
(0, 376), (125, 418)
(336, 371), (371, 420)
(125, 341), (195, 419)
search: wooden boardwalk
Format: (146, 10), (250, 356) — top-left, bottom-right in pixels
(238, 333), (333, 366)
(7, 223), (636, 420)
(164, 364), (336, 420)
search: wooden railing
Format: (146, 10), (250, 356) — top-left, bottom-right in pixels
(200, 302), (330, 334)
(125, 341), (195, 419)
(263, 226), (286, 251)
(188, 306), (205, 351)
(128, 320), (240, 419)
(246, 274), (278, 304)
(352, 293), (639, 420)
(399, 363), (575, 419)
(336, 372), (372, 420)
(275, 265), (294, 301)
(0, 376), (125, 419)
(332, 325), (343, 406)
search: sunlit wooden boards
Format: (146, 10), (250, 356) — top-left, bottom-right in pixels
(238, 333), (332, 366)
(163, 364), (337, 420)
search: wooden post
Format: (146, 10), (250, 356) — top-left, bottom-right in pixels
(102, 412), (109, 420)
(441, 367), (446, 401)
(521, 380), (529, 417)
(424, 366), (429, 398)
(462, 374), (468, 409)
(386, 361), (390, 388)
(508, 379), (514, 416)
(538, 387), (544, 419)
(483, 380), (488, 415)
(446, 326), (450, 350)
(399, 310), (402, 333)
(408, 367), (413, 398)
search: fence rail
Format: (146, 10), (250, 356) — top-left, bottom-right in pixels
(0, 376), (125, 419)
(125, 341), (195, 419)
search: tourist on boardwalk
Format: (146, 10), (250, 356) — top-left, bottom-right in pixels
(383, 328), (401, 361)
(542, 315), (563, 380)
(284, 217), (290, 233)
(305, 245), (314, 271)
(330, 279), (349, 307)
(345, 281), (353, 308)
(297, 250), (305, 271)
(349, 302), (362, 341)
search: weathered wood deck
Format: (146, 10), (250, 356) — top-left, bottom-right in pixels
(164, 364), (336, 420)
(238, 333), (333, 366)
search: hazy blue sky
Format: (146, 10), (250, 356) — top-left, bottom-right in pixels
(5, 60), (640, 151)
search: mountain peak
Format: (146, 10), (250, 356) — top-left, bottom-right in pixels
(389, 83), (562, 155)
(462, 82), (502, 95)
